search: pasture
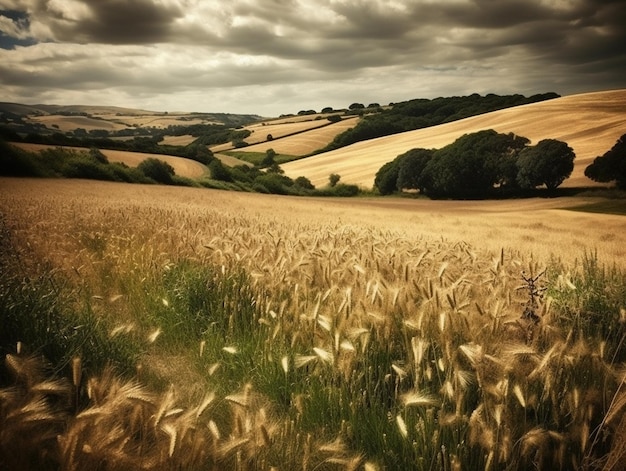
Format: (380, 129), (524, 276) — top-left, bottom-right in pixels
(2, 177), (626, 470)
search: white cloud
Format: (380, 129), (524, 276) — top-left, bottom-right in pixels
(0, 0), (623, 115)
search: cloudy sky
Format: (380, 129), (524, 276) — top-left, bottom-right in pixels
(0, 0), (624, 116)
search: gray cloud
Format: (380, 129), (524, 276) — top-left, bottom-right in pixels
(0, 0), (623, 115)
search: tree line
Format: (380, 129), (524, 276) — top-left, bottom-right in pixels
(374, 130), (575, 198)
(375, 130), (626, 198)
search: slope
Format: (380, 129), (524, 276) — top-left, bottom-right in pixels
(281, 89), (626, 189)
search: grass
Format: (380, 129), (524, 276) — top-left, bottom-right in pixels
(224, 150), (298, 166)
(1, 178), (626, 470)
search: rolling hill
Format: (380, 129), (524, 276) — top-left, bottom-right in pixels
(281, 89), (626, 189)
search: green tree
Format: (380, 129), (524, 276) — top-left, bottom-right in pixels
(585, 134), (626, 189)
(396, 148), (434, 192)
(516, 139), (575, 190)
(261, 148), (276, 168)
(329, 173), (341, 187)
(374, 160), (402, 195)
(294, 176), (315, 190)
(208, 159), (232, 182)
(137, 158), (175, 184)
(422, 130), (528, 198)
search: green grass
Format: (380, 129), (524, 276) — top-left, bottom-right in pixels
(224, 150), (298, 166)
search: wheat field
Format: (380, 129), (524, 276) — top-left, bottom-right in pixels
(282, 89), (626, 189)
(1, 178), (626, 470)
(236, 117), (359, 156)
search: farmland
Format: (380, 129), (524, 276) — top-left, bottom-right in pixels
(2, 177), (626, 470)
(282, 89), (626, 188)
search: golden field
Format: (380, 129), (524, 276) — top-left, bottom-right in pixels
(2, 178), (624, 268)
(282, 89), (626, 189)
(236, 116), (359, 156)
(2, 177), (626, 470)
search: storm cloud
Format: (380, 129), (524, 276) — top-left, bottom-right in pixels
(0, 0), (624, 115)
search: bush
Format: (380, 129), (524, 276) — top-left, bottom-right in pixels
(208, 159), (233, 182)
(585, 134), (626, 189)
(254, 173), (293, 195)
(137, 158), (175, 184)
(294, 176), (315, 191)
(0, 140), (51, 177)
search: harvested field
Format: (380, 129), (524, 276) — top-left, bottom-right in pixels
(210, 116), (353, 152)
(282, 89), (626, 189)
(11, 142), (208, 179)
(238, 116), (359, 156)
(159, 134), (198, 146)
(29, 115), (131, 132)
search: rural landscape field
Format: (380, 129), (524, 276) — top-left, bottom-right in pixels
(2, 88), (626, 471)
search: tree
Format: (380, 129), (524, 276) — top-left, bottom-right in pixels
(585, 134), (626, 189)
(329, 174), (341, 187)
(294, 176), (315, 190)
(321, 107), (334, 113)
(137, 158), (175, 184)
(261, 148), (276, 168)
(208, 159), (232, 182)
(348, 103), (365, 110)
(327, 115), (342, 123)
(396, 148), (434, 192)
(516, 139), (575, 190)
(374, 160), (401, 195)
(422, 130), (528, 198)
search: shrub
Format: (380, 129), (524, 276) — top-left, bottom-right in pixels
(137, 158), (175, 184)
(208, 159), (233, 182)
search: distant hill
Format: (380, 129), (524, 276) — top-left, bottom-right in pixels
(281, 89), (626, 189)
(0, 102), (262, 134)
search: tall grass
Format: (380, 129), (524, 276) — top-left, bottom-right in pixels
(1, 187), (626, 470)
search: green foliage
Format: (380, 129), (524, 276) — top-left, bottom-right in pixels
(516, 139), (575, 190)
(0, 140), (52, 177)
(585, 134), (626, 189)
(294, 176), (315, 191)
(397, 148), (434, 192)
(374, 159), (402, 195)
(374, 147), (437, 195)
(208, 159), (233, 182)
(375, 131), (575, 198)
(260, 148), (276, 168)
(327, 114), (342, 123)
(0, 221), (140, 379)
(137, 158), (176, 184)
(422, 130), (530, 197)
(253, 173), (294, 195)
(328, 173), (341, 187)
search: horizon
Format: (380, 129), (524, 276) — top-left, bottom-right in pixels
(1, 1), (625, 116)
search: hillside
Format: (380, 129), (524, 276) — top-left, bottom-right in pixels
(0, 102), (262, 134)
(281, 89), (626, 189)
